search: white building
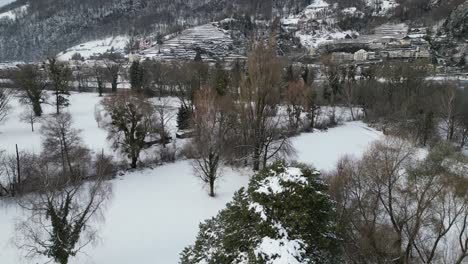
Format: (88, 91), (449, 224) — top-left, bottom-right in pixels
(354, 49), (368, 61)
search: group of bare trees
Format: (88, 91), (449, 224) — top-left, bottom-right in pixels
(322, 59), (468, 148)
(95, 40), (304, 196)
(0, 112), (114, 264)
(328, 138), (468, 263)
(186, 40), (297, 196)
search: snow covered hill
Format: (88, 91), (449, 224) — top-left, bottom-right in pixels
(137, 23), (245, 62)
(282, 0), (357, 49)
(0, 0), (15, 8)
(0, 4), (27, 21)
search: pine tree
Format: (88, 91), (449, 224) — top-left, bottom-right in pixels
(213, 63), (229, 96)
(129, 60), (144, 92)
(181, 162), (340, 263)
(47, 58), (72, 115)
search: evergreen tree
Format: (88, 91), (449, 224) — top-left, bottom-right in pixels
(181, 162), (340, 263)
(212, 63), (229, 96)
(47, 58), (72, 115)
(194, 49), (203, 62)
(129, 60), (144, 92)
(177, 105), (192, 130)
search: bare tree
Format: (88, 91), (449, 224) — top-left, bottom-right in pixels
(15, 165), (111, 264)
(329, 139), (468, 264)
(340, 64), (357, 121)
(98, 52), (124, 93)
(0, 88), (12, 124)
(0, 150), (17, 196)
(12, 64), (48, 117)
(237, 38), (291, 171)
(20, 106), (40, 132)
(101, 92), (157, 168)
(73, 64), (91, 92)
(437, 83), (461, 141)
(154, 97), (175, 148)
(94, 66), (107, 97)
(304, 83), (321, 132)
(323, 60), (341, 126)
(189, 86), (233, 197)
(41, 113), (90, 178)
(283, 79), (306, 133)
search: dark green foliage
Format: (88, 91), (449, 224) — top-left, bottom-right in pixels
(102, 93), (155, 168)
(13, 64), (48, 117)
(181, 162), (340, 264)
(177, 105), (193, 130)
(47, 58), (72, 115)
(212, 63), (229, 96)
(194, 49), (203, 62)
(129, 60), (144, 92)
(46, 193), (85, 264)
(70, 53), (84, 61)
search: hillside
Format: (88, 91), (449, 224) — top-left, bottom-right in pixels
(0, 0), (466, 62)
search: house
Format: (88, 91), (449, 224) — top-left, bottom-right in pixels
(332, 52), (353, 62)
(354, 49), (368, 61)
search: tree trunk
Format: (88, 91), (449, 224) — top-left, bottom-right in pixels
(448, 116), (455, 141)
(309, 108), (316, 132)
(349, 105), (355, 121)
(56, 91), (60, 115)
(253, 147), (261, 171)
(33, 101), (42, 117)
(209, 179), (215, 197)
(16, 144), (20, 189)
(97, 81), (103, 97)
(263, 144), (268, 170)
(112, 78), (117, 93)
(61, 132), (74, 177)
(131, 154), (138, 169)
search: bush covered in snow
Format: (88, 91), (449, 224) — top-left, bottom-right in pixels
(180, 161), (340, 264)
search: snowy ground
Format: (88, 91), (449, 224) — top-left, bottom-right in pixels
(57, 36), (129, 61)
(0, 92), (382, 263)
(0, 92), (109, 155)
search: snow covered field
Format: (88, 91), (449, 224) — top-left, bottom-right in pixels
(57, 36), (129, 61)
(0, 92), (382, 263)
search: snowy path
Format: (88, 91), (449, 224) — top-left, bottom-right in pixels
(0, 93), (382, 264)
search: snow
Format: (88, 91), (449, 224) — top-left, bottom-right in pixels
(0, 4), (27, 21)
(256, 167), (309, 195)
(0, 92), (109, 155)
(290, 122), (383, 171)
(0, 0), (15, 8)
(365, 0), (399, 16)
(0, 92), (383, 263)
(57, 36), (129, 61)
(137, 23), (244, 62)
(283, 0), (359, 49)
(249, 202), (268, 221)
(254, 237), (305, 264)
(307, 0), (329, 9)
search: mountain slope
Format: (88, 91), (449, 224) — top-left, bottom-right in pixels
(0, 0), (311, 61)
